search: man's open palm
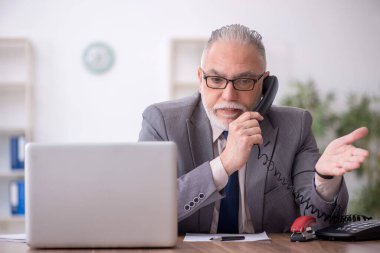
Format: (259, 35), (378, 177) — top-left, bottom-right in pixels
(316, 127), (369, 177)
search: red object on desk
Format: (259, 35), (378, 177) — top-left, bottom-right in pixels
(291, 216), (317, 233)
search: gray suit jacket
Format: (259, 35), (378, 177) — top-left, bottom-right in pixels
(139, 92), (348, 233)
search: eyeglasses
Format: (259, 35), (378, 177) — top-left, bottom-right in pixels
(202, 71), (265, 91)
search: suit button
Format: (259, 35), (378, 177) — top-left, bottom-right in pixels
(194, 197), (199, 203)
(189, 201), (195, 207)
(199, 193), (205, 199)
(184, 204), (190, 211)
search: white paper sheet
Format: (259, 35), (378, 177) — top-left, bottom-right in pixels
(0, 233), (26, 243)
(184, 232), (270, 242)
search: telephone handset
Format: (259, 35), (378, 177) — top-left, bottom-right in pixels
(255, 75), (279, 116)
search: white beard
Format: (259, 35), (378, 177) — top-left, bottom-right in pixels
(200, 93), (248, 131)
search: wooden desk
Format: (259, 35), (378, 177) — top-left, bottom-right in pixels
(1, 234), (380, 253)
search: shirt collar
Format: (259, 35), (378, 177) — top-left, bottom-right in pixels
(210, 121), (225, 143)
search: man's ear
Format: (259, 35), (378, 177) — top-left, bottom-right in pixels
(197, 67), (203, 92)
(256, 71), (270, 100)
(263, 71), (270, 80)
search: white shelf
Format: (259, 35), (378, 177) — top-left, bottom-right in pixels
(0, 82), (28, 91)
(0, 216), (25, 234)
(0, 216), (24, 223)
(0, 170), (24, 179)
(172, 85), (199, 99)
(0, 39), (31, 84)
(0, 38), (32, 233)
(172, 82), (199, 87)
(0, 128), (26, 136)
(0, 93), (28, 129)
(170, 38), (206, 99)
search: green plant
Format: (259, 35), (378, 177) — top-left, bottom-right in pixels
(281, 80), (338, 148)
(336, 94), (380, 217)
(281, 81), (380, 218)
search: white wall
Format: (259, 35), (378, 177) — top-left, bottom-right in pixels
(1, 0), (379, 143)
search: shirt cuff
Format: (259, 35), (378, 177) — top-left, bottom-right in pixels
(315, 173), (343, 202)
(210, 156), (229, 191)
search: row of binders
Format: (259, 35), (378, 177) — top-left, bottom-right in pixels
(9, 135), (25, 216)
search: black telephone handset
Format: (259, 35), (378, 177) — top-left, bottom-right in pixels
(255, 76), (279, 116)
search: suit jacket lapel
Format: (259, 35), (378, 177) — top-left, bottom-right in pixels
(246, 117), (279, 232)
(186, 97), (215, 232)
(186, 100), (213, 168)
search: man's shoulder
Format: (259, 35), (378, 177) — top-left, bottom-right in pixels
(268, 105), (308, 115)
(267, 105), (312, 125)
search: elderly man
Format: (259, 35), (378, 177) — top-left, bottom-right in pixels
(139, 24), (369, 234)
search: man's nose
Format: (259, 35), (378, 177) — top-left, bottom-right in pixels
(222, 81), (238, 101)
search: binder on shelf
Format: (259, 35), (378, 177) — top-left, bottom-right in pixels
(10, 179), (25, 216)
(10, 135), (25, 170)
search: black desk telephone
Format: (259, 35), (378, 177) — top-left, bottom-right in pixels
(291, 215), (380, 242)
(316, 219), (380, 241)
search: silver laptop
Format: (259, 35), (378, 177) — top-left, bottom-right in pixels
(25, 142), (177, 248)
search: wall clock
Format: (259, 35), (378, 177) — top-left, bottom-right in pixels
(82, 42), (114, 74)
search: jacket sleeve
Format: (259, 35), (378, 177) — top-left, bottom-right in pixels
(138, 105), (223, 221)
(292, 110), (348, 228)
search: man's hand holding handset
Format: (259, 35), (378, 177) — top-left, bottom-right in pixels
(220, 111), (264, 176)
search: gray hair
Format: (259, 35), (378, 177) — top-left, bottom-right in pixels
(201, 24), (266, 68)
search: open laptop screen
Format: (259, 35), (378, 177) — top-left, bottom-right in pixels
(26, 142), (177, 248)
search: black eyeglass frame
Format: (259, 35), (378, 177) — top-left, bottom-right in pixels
(202, 71), (265, 91)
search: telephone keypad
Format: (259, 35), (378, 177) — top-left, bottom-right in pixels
(337, 220), (380, 234)
(316, 219), (380, 241)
